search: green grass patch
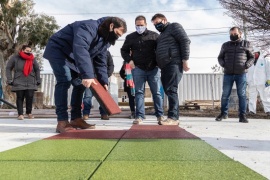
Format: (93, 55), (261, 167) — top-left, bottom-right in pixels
(0, 161), (100, 180)
(107, 139), (231, 161)
(92, 161), (266, 180)
(0, 139), (117, 161)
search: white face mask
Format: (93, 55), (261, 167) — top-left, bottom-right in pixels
(135, 26), (146, 34)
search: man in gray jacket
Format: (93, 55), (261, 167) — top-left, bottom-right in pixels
(151, 13), (191, 125)
(216, 27), (254, 123)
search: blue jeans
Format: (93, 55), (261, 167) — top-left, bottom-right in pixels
(221, 74), (247, 116)
(132, 67), (163, 119)
(82, 88), (106, 116)
(48, 59), (85, 121)
(161, 62), (183, 120)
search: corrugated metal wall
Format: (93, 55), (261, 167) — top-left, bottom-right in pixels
(40, 73), (224, 106)
(179, 73), (223, 104)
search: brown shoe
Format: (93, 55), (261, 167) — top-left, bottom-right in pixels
(56, 121), (75, 133)
(18, 115), (24, 120)
(101, 114), (109, 120)
(26, 114), (34, 119)
(83, 114), (89, 120)
(70, 118), (95, 129)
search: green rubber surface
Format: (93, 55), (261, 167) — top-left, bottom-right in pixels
(0, 139), (117, 161)
(0, 161), (100, 180)
(107, 139), (231, 161)
(92, 161), (266, 180)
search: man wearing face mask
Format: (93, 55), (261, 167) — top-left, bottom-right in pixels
(247, 48), (270, 116)
(121, 15), (164, 124)
(216, 27), (254, 123)
(43, 17), (127, 133)
(151, 13), (191, 125)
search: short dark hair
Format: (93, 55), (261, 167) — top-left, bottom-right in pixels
(230, 26), (242, 34)
(151, 13), (167, 22)
(21, 42), (32, 51)
(99, 17), (127, 34)
(135, 15), (146, 23)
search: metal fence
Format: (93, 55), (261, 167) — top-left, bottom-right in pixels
(179, 73), (223, 104)
(40, 73), (224, 106)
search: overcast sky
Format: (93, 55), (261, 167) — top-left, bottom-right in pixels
(33, 0), (236, 74)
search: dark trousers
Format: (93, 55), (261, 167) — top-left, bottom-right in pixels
(16, 90), (35, 115)
(161, 62), (183, 120)
(126, 88), (135, 112)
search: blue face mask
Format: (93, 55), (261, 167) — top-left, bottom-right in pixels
(136, 26), (146, 34)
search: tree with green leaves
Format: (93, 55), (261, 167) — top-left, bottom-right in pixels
(0, 0), (59, 105)
(219, 0), (270, 50)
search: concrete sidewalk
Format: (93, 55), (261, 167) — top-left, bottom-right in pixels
(0, 115), (269, 179)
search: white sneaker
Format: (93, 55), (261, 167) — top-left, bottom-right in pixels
(133, 118), (143, 124)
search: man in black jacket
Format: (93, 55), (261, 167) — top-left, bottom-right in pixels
(151, 13), (191, 125)
(121, 15), (164, 124)
(216, 27), (254, 123)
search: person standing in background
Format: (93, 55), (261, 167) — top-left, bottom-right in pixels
(247, 48), (270, 116)
(216, 27), (254, 123)
(6, 44), (41, 120)
(82, 50), (114, 120)
(119, 62), (136, 119)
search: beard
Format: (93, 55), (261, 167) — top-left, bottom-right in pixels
(98, 27), (118, 45)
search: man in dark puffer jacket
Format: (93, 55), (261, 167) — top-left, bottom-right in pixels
(151, 13), (191, 125)
(216, 26), (254, 123)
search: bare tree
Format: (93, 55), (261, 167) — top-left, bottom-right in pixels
(211, 64), (223, 73)
(219, 0), (270, 50)
(0, 0), (59, 105)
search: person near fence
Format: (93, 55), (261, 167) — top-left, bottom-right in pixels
(6, 44), (41, 120)
(247, 48), (270, 116)
(151, 13), (191, 125)
(82, 50), (114, 120)
(43, 17), (127, 133)
(216, 27), (254, 123)
(119, 62), (136, 119)
(121, 15), (164, 124)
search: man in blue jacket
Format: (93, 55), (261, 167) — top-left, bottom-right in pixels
(43, 17), (127, 133)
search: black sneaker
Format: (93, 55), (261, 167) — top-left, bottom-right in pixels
(215, 113), (228, 121)
(129, 112), (135, 119)
(239, 114), (248, 123)
(248, 111), (256, 116)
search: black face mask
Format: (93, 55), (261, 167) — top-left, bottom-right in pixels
(24, 52), (31, 56)
(155, 22), (165, 32)
(106, 30), (119, 45)
(230, 34), (239, 41)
